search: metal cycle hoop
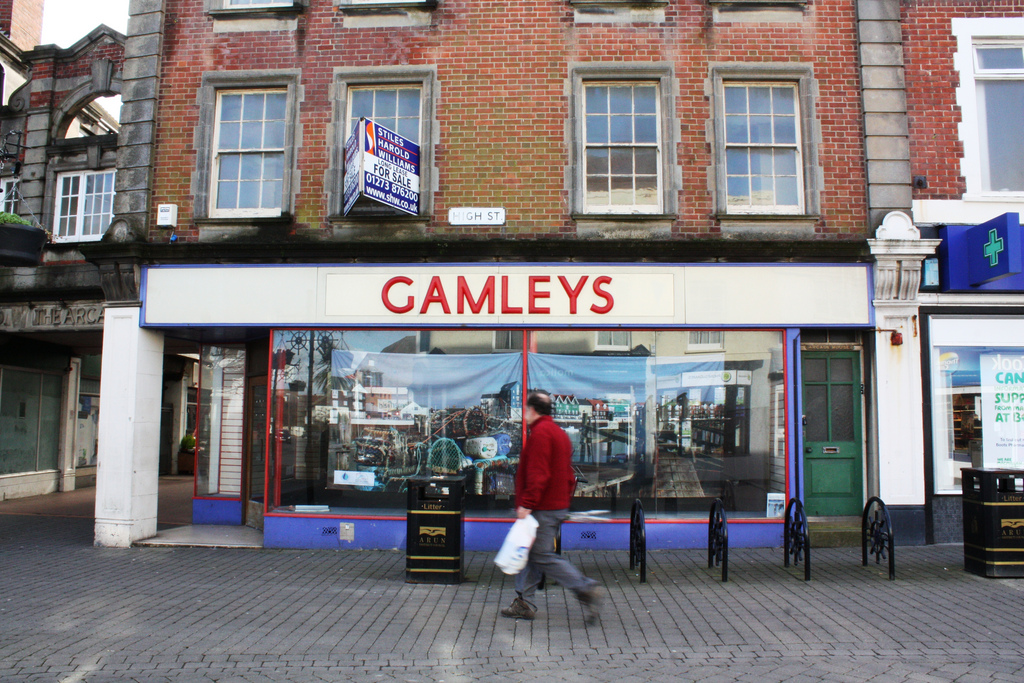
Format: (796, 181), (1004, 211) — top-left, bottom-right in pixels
(630, 499), (647, 583)
(862, 496), (895, 580)
(783, 498), (811, 581)
(708, 498), (729, 582)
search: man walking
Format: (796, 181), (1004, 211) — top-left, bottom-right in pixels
(501, 390), (603, 623)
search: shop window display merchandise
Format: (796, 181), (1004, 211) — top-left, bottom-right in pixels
(255, 328), (787, 520)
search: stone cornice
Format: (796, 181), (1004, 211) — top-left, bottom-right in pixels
(79, 238), (873, 266)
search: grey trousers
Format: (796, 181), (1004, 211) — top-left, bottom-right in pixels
(514, 509), (597, 600)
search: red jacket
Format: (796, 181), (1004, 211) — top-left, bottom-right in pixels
(515, 415), (576, 511)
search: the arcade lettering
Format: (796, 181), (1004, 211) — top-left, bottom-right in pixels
(381, 274), (616, 315)
(0, 303), (105, 331)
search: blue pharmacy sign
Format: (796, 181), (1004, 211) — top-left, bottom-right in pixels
(939, 213), (1024, 291)
(343, 118), (420, 216)
(967, 213), (1022, 285)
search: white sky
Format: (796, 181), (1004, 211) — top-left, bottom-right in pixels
(41, 0), (129, 48)
(41, 0), (130, 119)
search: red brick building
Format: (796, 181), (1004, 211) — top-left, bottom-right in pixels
(13, 0), (934, 550)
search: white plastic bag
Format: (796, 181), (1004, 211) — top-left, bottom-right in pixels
(494, 514), (539, 575)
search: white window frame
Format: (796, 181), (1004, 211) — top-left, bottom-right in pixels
(53, 170), (115, 243)
(210, 89), (288, 219)
(955, 20), (1024, 200)
(345, 85), (423, 147)
(596, 330), (631, 351)
(212, 0), (298, 9)
(581, 81), (662, 214)
(1, 178), (18, 215)
(721, 82), (804, 215)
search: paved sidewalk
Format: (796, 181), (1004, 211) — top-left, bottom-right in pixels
(3, 511), (1024, 682)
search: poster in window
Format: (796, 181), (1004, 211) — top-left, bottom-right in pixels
(981, 353), (1024, 468)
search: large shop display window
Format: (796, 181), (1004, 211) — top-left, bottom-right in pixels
(0, 367), (61, 475)
(929, 316), (1024, 494)
(268, 329), (787, 516)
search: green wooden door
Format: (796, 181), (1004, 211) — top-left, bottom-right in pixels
(802, 351), (863, 516)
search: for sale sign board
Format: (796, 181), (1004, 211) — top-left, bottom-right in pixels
(343, 118), (420, 216)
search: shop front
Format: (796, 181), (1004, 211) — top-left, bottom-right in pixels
(922, 212), (1024, 542)
(0, 300), (104, 498)
(113, 262), (874, 550)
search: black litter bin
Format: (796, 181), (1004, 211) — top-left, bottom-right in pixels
(406, 475), (465, 583)
(962, 468), (1024, 577)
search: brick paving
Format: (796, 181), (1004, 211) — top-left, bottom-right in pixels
(3, 511), (1024, 682)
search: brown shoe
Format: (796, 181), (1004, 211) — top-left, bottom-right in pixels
(500, 597), (536, 620)
(577, 585), (603, 624)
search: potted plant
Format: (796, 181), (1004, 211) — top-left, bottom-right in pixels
(0, 211), (47, 266)
(178, 433), (196, 475)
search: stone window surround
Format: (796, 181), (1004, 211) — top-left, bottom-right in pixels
(708, 62), (821, 223)
(569, 62), (678, 221)
(327, 65), (437, 222)
(192, 70), (302, 224)
(44, 135), (118, 241)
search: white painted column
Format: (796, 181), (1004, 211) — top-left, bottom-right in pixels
(868, 212), (941, 507)
(872, 302), (927, 505)
(94, 305), (165, 547)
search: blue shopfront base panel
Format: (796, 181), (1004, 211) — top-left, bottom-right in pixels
(193, 498), (243, 525)
(260, 515), (785, 551)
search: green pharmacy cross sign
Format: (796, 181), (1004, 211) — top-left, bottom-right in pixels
(984, 228), (1005, 267)
(967, 213), (1021, 286)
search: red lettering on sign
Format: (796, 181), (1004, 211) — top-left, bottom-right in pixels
(501, 276), (523, 314)
(419, 276), (452, 314)
(558, 275), (588, 315)
(590, 276), (614, 314)
(382, 276), (414, 313)
(457, 276), (495, 314)
(528, 276), (551, 314)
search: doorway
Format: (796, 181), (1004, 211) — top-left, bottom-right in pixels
(244, 376), (267, 530)
(801, 350), (863, 516)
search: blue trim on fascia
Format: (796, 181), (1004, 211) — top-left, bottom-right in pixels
(193, 498), (243, 525)
(140, 267), (149, 325)
(787, 328), (803, 503)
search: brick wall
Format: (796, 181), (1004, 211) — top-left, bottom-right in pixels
(152, 0), (869, 242)
(0, 0), (43, 52)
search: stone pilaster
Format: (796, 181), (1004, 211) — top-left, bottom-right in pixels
(857, 0), (912, 230)
(867, 212), (940, 511)
(107, 0), (165, 242)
